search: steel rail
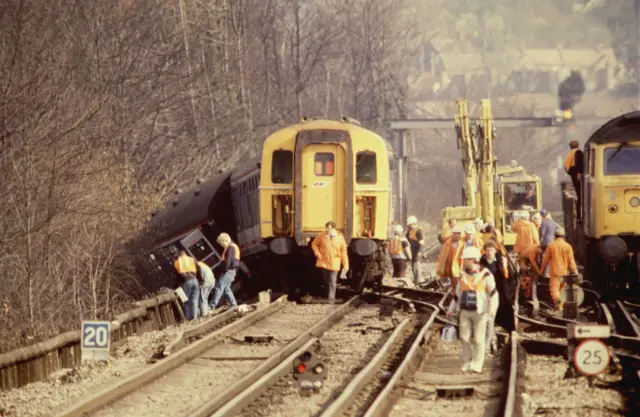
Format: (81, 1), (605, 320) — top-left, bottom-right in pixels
(503, 332), (524, 417)
(209, 338), (321, 417)
(319, 318), (412, 417)
(616, 300), (640, 337)
(360, 309), (438, 417)
(53, 295), (290, 417)
(187, 295), (362, 417)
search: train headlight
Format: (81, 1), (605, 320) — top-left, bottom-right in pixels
(608, 204), (618, 214)
(630, 197), (640, 208)
(313, 364), (324, 374)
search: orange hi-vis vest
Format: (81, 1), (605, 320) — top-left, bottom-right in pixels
(459, 270), (491, 294)
(222, 243), (241, 261)
(175, 254), (197, 274)
(408, 227), (422, 241)
(388, 237), (404, 255)
(564, 149), (578, 173)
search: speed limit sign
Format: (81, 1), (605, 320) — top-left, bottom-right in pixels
(573, 339), (610, 376)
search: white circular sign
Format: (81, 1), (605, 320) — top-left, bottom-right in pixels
(573, 339), (610, 376)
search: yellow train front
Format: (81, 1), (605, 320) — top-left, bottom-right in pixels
(259, 118), (393, 292)
(569, 111), (640, 296)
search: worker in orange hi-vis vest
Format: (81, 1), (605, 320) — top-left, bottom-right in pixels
(437, 224), (483, 294)
(447, 246), (498, 374)
(564, 140), (584, 220)
(387, 224), (412, 278)
(518, 244), (543, 299)
(406, 216), (425, 285)
(441, 217), (458, 241)
(540, 228), (578, 312)
(209, 233), (239, 311)
(511, 211), (540, 255)
(311, 221), (349, 304)
(174, 250), (200, 320)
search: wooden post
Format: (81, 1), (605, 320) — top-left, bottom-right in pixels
(173, 300), (186, 323)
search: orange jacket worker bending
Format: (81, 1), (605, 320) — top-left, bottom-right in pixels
(312, 221), (349, 304)
(540, 228), (578, 311)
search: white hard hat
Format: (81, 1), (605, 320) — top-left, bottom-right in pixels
(461, 246), (481, 261)
(474, 218), (483, 226)
(464, 223), (476, 234)
(452, 225), (464, 234)
(393, 224), (404, 234)
(406, 215), (417, 225)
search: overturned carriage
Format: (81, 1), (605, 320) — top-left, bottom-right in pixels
(133, 118), (397, 296)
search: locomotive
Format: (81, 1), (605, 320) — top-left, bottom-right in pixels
(134, 118), (397, 296)
(562, 111), (640, 296)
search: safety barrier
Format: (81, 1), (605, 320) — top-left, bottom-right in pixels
(0, 292), (185, 390)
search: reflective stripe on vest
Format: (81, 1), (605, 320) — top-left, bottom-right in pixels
(459, 270), (490, 293)
(388, 237), (403, 255)
(222, 243), (241, 261)
(564, 149), (578, 173)
(175, 255), (197, 274)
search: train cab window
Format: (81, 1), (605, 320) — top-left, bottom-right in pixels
(603, 145), (640, 175)
(589, 148), (595, 176)
(314, 153), (334, 176)
(272, 150), (293, 184)
(356, 151), (377, 184)
(504, 182), (538, 210)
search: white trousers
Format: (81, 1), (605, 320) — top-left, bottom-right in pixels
(459, 309), (489, 371)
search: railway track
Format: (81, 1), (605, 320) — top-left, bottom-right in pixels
(200, 293), (445, 417)
(52, 295), (357, 417)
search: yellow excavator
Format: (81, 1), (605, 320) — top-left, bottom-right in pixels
(438, 99), (543, 249)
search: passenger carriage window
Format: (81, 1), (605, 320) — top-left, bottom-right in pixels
(356, 151), (377, 184)
(314, 153), (334, 176)
(272, 150), (293, 184)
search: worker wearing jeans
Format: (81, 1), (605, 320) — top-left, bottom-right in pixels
(209, 233), (239, 310)
(174, 250), (200, 320)
(198, 261), (216, 316)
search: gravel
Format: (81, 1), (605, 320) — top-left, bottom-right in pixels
(241, 305), (409, 417)
(87, 303), (335, 417)
(0, 324), (185, 417)
(521, 331), (566, 345)
(523, 354), (627, 417)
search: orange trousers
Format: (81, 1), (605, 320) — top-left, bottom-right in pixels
(549, 276), (566, 310)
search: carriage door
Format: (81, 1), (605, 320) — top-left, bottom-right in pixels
(301, 144), (346, 232)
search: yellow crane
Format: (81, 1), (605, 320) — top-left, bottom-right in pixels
(439, 99), (543, 249)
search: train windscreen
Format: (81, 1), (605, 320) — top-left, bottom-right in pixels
(603, 145), (640, 175)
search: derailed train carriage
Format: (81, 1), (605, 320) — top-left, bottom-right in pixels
(562, 111), (640, 296)
(133, 118), (397, 297)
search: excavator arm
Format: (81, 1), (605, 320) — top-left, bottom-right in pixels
(454, 100), (478, 210)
